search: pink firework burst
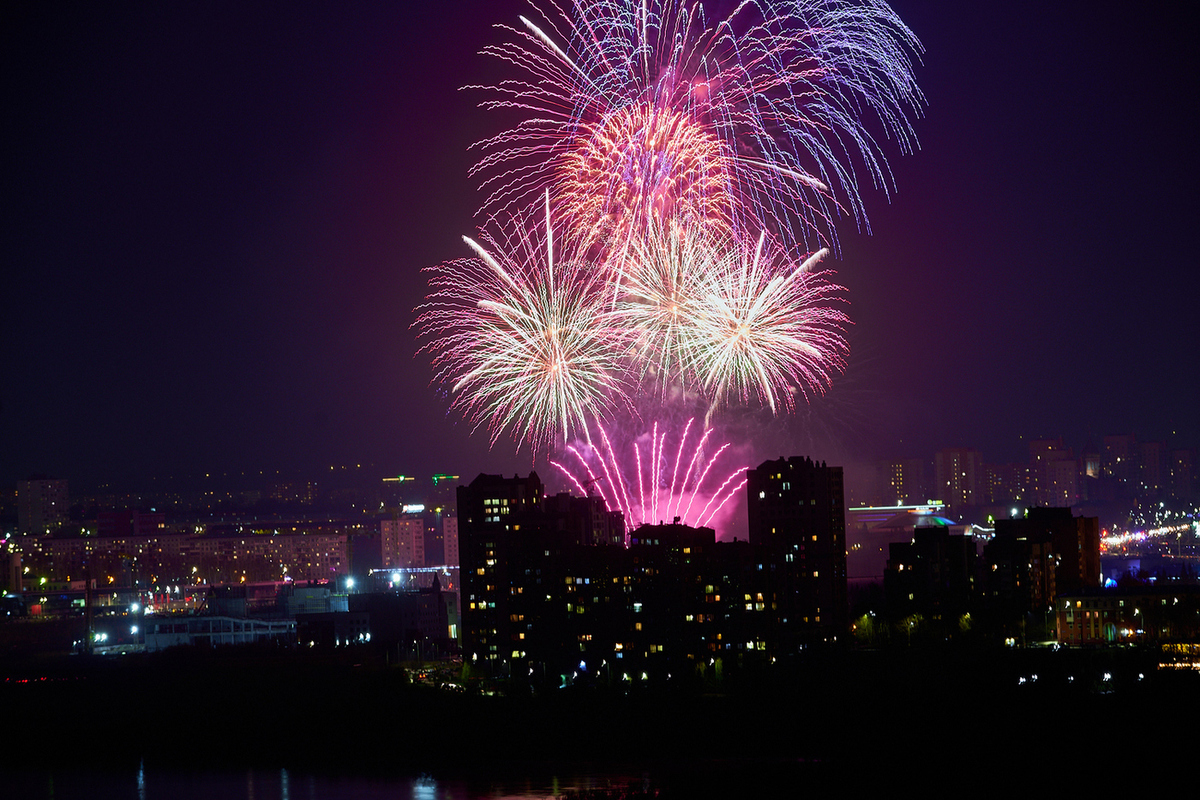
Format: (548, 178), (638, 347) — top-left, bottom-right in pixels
(551, 417), (747, 534)
(469, 0), (924, 258)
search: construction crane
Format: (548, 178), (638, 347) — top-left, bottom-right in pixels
(581, 476), (604, 497)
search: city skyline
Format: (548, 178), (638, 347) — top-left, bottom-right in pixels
(4, 1), (1197, 492)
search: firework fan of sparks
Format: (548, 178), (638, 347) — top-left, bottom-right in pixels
(609, 219), (719, 392)
(415, 193), (631, 451)
(469, 0), (924, 257)
(551, 418), (747, 529)
(612, 221), (849, 413)
(693, 232), (849, 414)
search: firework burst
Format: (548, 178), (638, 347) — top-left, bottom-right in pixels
(415, 194), (631, 451)
(692, 233), (849, 414)
(609, 221), (849, 413)
(551, 418), (747, 532)
(608, 219), (715, 393)
(557, 104), (736, 256)
(470, 0), (924, 256)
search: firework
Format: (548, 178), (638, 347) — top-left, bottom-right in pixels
(552, 418), (747, 532)
(470, 0), (924, 256)
(609, 221), (849, 412)
(415, 0), (903, 458)
(556, 103), (737, 256)
(415, 194), (631, 451)
(419, 204), (846, 450)
(691, 233), (849, 414)
(607, 220), (714, 392)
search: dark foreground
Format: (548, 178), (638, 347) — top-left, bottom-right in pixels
(3, 642), (1197, 796)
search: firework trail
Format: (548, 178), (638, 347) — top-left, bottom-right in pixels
(470, 0), (924, 258)
(552, 417), (747, 532)
(415, 193), (631, 452)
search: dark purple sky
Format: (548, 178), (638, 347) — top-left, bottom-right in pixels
(3, 0), (1197, 493)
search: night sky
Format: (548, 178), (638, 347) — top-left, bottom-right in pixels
(3, 0), (1197, 494)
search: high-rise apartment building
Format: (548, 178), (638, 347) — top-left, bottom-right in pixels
(456, 472), (780, 678)
(457, 472), (548, 668)
(1169, 449), (1195, 501)
(455, 459), (856, 678)
(1139, 440), (1167, 497)
(381, 517), (426, 569)
(1028, 438), (1080, 507)
(872, 458), (928, 506)
(442, 515), (459, 567)
(983, 462), (1029, 505)
(1102, 434), (1137, 484)
(985, 508), (1100, 616)
(746, 456), (848, 644)
(17, 478), (68, 534)
(933, 448), (982, 511)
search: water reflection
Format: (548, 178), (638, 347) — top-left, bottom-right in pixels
(1, 766), (674, 800)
